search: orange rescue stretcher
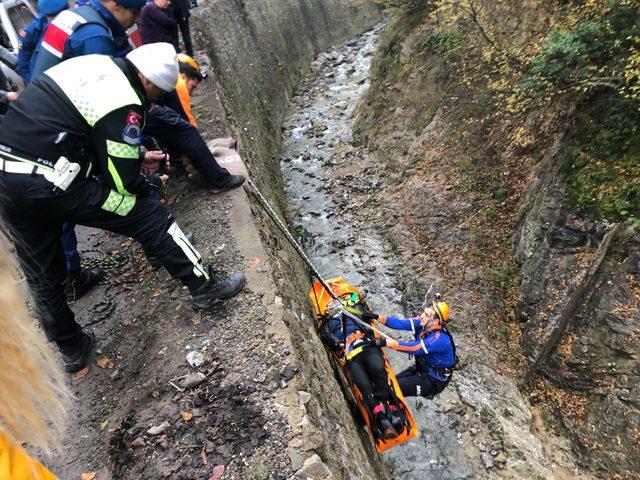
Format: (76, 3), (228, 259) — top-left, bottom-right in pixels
(309, 277), (418, 452)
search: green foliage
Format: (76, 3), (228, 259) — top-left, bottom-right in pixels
(565, 96), (640, 225)
(485, 261), (517, 291)
(415, 31), (461, 58)
(373, 0), (430, 10)
(522, 2), (640, 96)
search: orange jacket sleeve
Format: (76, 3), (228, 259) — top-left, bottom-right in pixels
(0, 432), (57, 480)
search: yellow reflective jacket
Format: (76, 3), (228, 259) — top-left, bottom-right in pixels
(0, 432), (57, 480)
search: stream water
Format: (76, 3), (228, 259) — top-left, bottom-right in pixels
(279, 25), (480, 479)
(279, 21), (596, 480)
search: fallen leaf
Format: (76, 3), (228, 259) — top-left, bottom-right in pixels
(209, 465), (225, 480)
(99, 419), (109, 431)
(153, 290), (162, 297)
(97, 357), (115, 369)
(80, 472), (96, 480)
(180, 410), (193, 421)
(73, 367), (90, 380)
(110, 250), (120, 255)
(249, 257), (261, 267)
(201, 445), (207, 465)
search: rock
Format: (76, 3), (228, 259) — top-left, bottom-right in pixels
(186, 351), (208, 368)
(298, 391), (311, 406)
(180, 372), (207, 389)
(481, 452), (494, 469)
(494, 452), (507, 464)
(147, 421), (170, 436)
(295, 454), (332, 479)
(288, 448), (304, 470)
(281, 365), (299, 380)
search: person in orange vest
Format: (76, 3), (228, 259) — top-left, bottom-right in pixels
(145, 54), (245, 195)
(0, 225), (68, 479)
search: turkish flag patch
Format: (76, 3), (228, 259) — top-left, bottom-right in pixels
(126, 110), (142, 126)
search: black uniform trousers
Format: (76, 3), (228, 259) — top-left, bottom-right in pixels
(145, 104), (230, 185)
(176, 17), (193, 57)
(396, 367), (449, 398)
(346, 347), (391, 411)
(0, 171), (207, 354)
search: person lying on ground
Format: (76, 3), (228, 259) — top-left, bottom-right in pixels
(0, 43), (246, 374)
(145, 54), (244, 195)
(0, 222), (69, 479)
(365, 300), (457, 399)
(319, 292), (404, 439)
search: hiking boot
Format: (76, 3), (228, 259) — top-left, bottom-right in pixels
(65, 267), (105, 303)
(210, 174), (245, 195)
(191, 269), (246, 310)
(61, 331), (95, 373)
(375, 413), (398, 440)
(188, 172), (246, 195)
(388, 405), (405, 433)
(148, 231), (195, 268)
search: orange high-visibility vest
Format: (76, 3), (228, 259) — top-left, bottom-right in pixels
(175, 76), (196, 127)
(0, 432), (57, 479)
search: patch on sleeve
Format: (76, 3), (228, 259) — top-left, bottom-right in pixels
(122, 109), (142, 145)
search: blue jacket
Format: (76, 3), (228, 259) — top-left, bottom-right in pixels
(379, 315), (456, 381)
(30, 0), (131, 80)
(17, 13), (49, 83)
(321, 312), (373, 357)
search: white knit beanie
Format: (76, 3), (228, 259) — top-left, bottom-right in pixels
(126, 43), (178, 93)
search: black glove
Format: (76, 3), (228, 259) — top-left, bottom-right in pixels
(361, 310), (379, 321)
(373, 338), (387, 348)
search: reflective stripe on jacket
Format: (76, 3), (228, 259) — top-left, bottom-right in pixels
(32, 5), (110, 79)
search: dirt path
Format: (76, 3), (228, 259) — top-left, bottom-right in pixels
(280, 25), (592, 480)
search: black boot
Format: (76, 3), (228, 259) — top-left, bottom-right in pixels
(209, 174), (245, 195)
(191, 268), (246, 310)
(65, 267), (105, 303)
(61, 331), (95, 373)
(148, 231), (195, 268)
(388, 404), (405, 433)
(375, 412), (398, 440)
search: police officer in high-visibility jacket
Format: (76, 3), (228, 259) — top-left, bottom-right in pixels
(30, 0), (144, 81)
(0, 43), (246, 373)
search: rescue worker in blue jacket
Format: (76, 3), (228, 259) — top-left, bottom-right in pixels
(320, 293), (404, 439)
(0, 43), (246, 374)
(367, 299), (456, 398)
(16, 0), (68, 83)
(30, 0), (144, 81)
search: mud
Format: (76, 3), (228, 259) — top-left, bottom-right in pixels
(44, 115), (295, 480)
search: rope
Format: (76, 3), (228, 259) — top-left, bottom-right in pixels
(246, 179), (394, 341)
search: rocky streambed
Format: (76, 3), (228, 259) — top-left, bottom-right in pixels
(280, 25), (593, 480)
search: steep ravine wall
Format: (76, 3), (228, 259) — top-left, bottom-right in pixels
(514, 134), (640, 477)
(192, 2), (386, 478)
(193, 0), (382, 205)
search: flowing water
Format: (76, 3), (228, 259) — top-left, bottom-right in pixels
(279, 23), (594, 480)
(279, 25), (481, 479)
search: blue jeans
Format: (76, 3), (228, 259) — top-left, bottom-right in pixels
(61, 223), (81, 272)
